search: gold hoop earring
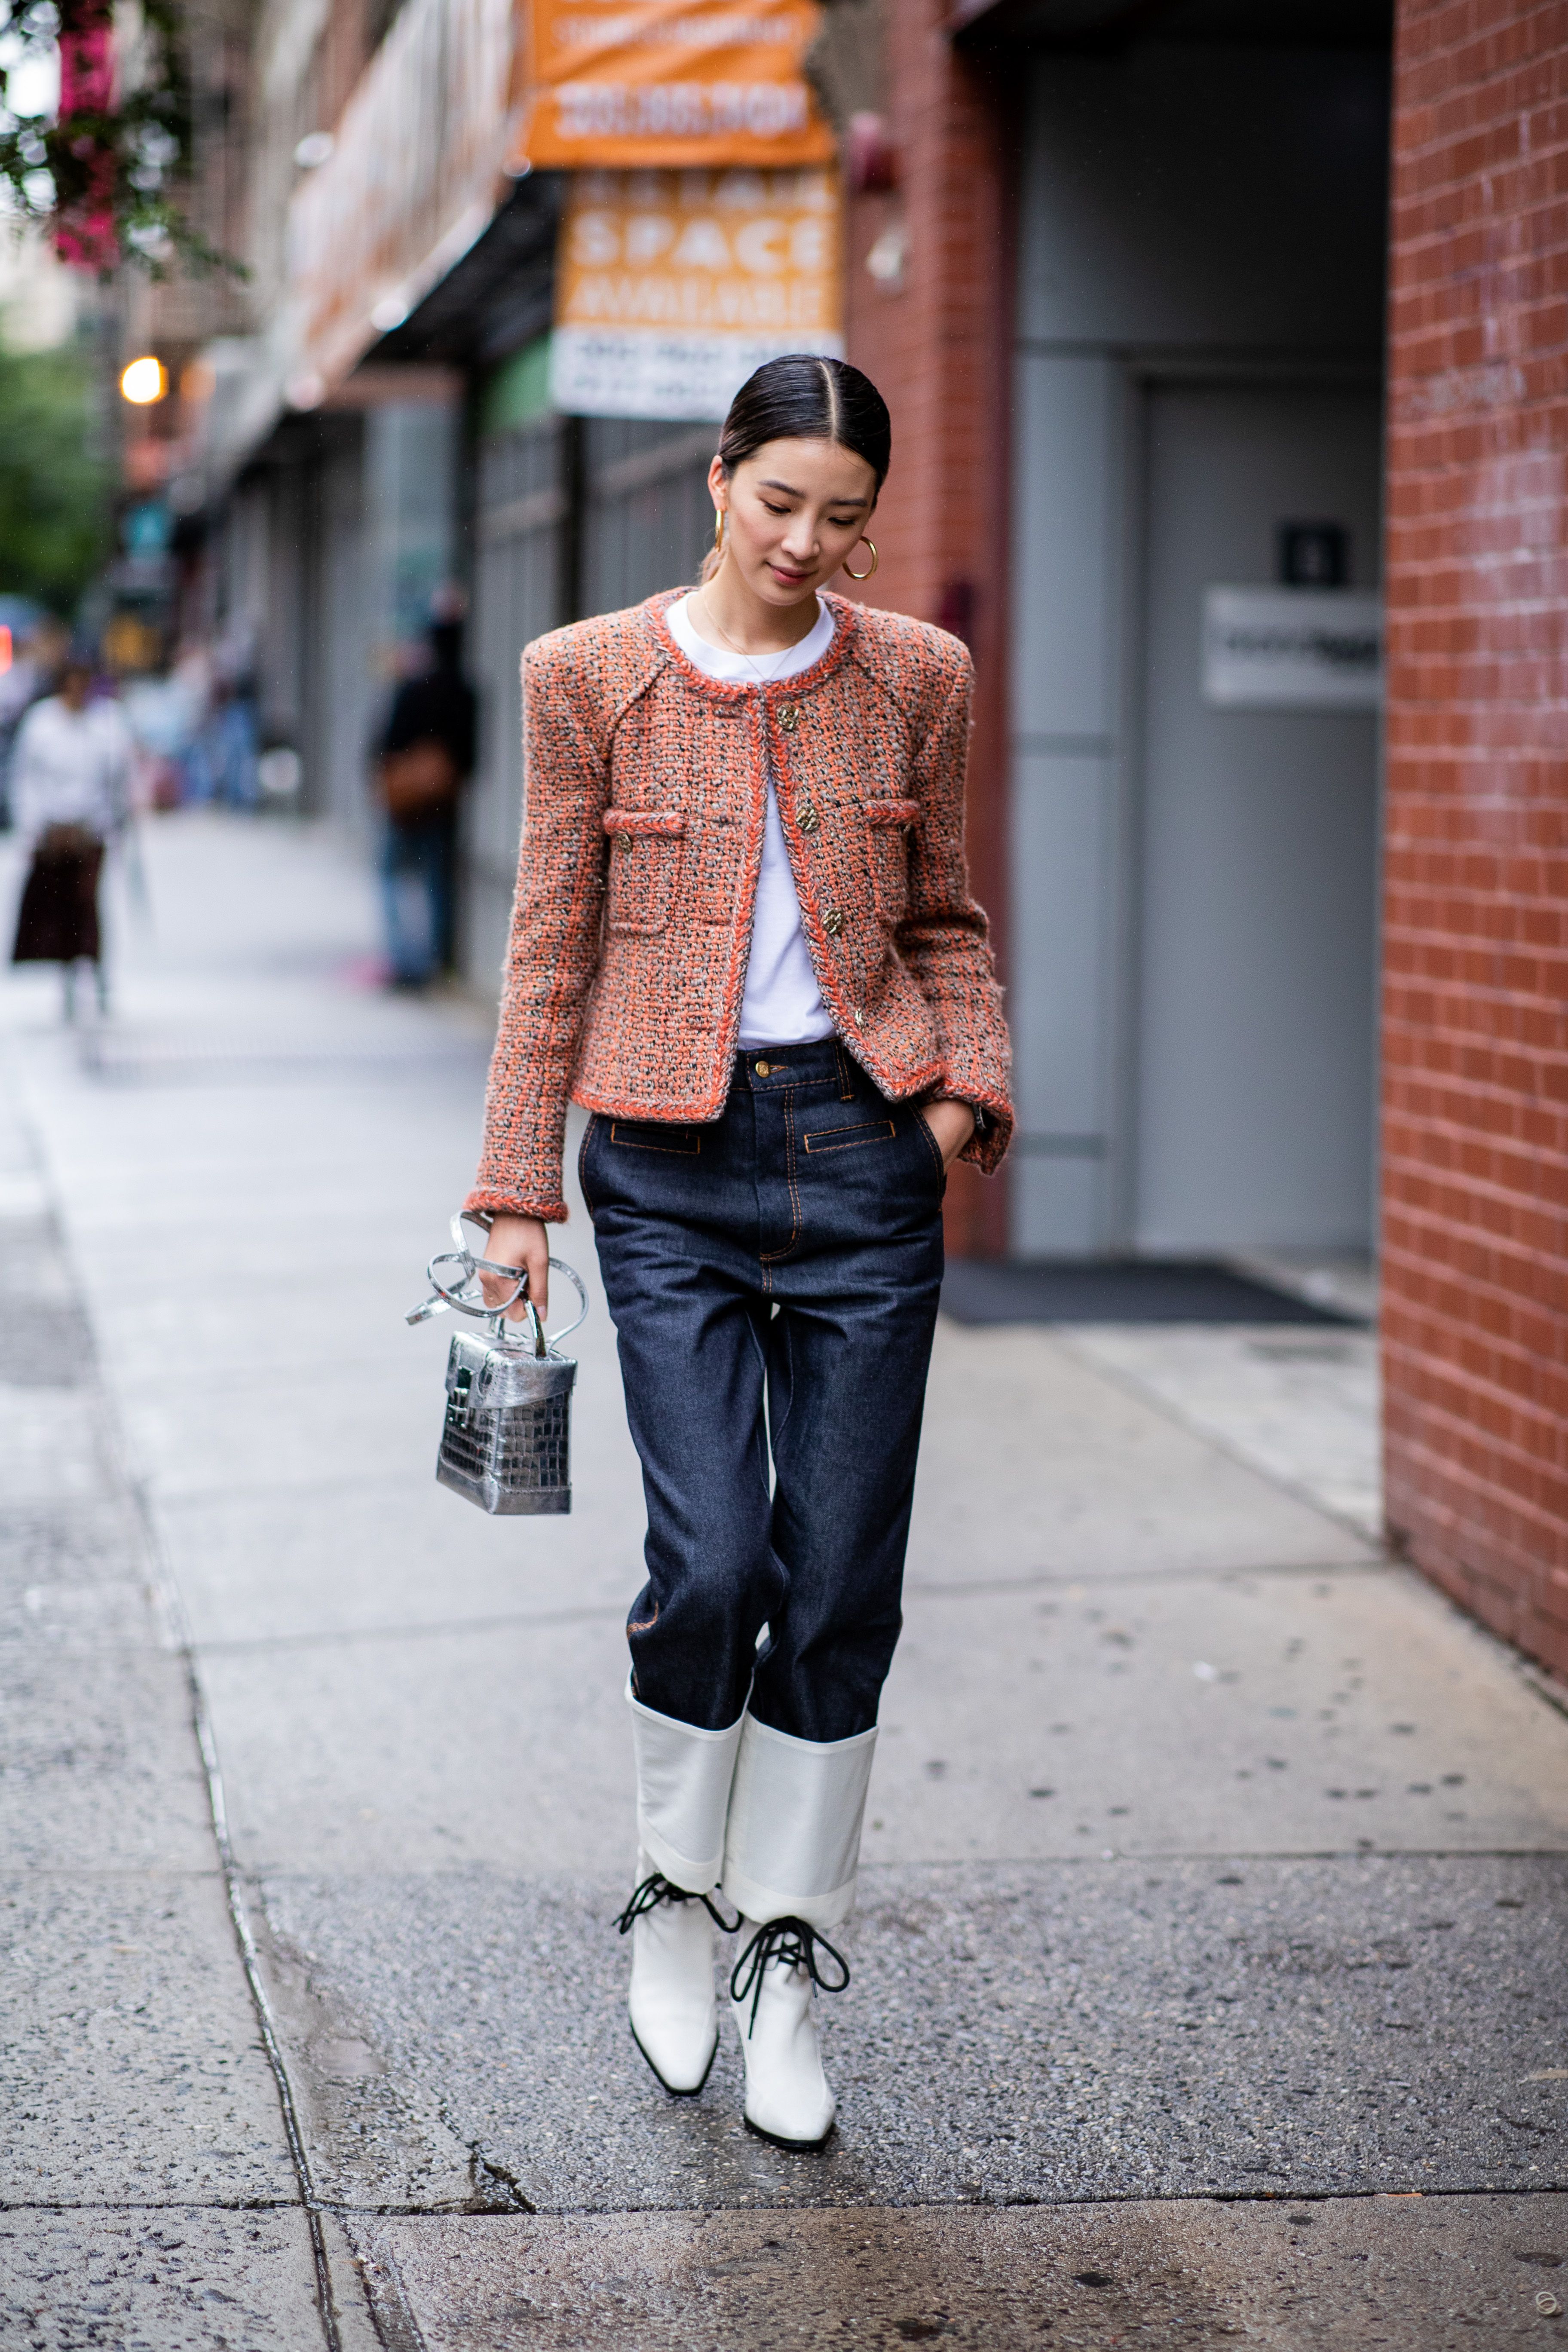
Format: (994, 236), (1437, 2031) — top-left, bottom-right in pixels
(713, 508), (726, 553)
(843, 537), (878, 581)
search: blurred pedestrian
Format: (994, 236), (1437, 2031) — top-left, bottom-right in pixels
(9, 650), (133, 1018)
(198, 675), (260, 809)
(175, 632), (262, 810)
(122, 657), (206, 812)
(374, 598), (476, 988)
(468, 356), (1014, 2150)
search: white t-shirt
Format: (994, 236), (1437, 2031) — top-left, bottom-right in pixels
(9, 695), (134, 848)
(667, 593), (837, 1049)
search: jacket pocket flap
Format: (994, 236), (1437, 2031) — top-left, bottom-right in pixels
(603, 809), (686, 837)
(864, 799), (920, 827)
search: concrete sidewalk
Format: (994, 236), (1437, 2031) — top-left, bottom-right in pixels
(2, 810), (1565, 2349)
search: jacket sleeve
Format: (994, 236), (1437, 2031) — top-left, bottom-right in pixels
(898, 648), (1014, 1174)
(464, 638), (610, 1223)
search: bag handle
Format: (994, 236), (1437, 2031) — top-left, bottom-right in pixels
(406, 1213), (589, 1354)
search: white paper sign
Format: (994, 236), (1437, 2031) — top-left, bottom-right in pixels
(551, 168), (842, 421)
(551, 327), (842, 422)
(1202, 587), (1382, 711)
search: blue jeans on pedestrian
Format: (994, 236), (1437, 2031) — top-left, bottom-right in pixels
(582, 1037), (946, 1747)
(380, 812), (456, 983)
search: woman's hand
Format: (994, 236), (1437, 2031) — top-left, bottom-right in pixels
(477, 1213), (550, 1323)
(923, 1098), (977, 1169)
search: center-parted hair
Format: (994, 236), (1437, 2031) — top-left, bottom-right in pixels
(700, 355), (890, 580)
(717, 355), (891, 492)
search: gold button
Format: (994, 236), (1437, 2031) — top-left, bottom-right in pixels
(754, 1059), (771, 1076)
(778, 702), (799, 732)
(824, 908), (844, 937)
(617, 833), (635, 854)
(799, 799), (819, 833)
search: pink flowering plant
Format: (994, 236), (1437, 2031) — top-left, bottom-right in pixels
(0, 0), (240, 278)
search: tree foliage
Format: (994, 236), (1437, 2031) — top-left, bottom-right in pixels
(0, 1), (238, 279)
(0, 331), (112, 613)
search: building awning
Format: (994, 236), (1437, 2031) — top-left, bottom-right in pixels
(286, 0), (527, 407)
(196, 0), (846, 487)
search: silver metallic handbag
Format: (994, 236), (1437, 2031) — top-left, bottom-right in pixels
(407, 1215), (589, 1516)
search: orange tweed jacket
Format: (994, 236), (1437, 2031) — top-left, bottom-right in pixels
(467, 588), (1014, 1224)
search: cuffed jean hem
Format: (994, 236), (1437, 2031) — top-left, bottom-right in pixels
(628, 1680), (745, 1893)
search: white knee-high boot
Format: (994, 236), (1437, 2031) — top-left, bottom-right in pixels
(729, 1911), (849, 2148)
(722, 1714), (876, 2148)
(619, 1848), (732, 2095)
(722, 1712), (877, 1933)
(628, 1683), (746, 1892)
(622, 1687), (745, 2096)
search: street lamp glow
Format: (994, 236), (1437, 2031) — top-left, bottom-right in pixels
(120, 355), (167, 405)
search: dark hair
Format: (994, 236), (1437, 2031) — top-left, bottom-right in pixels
(717, 354), (891, 492)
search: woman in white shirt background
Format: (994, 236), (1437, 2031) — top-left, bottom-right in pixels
(9, 650), (133, 1019)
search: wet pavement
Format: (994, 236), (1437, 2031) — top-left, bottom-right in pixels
(2, 810), (1565, 2348)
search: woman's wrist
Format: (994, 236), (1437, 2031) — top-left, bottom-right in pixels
(929, 1093), (982, 1133)
(922, 1096), (978, 1167)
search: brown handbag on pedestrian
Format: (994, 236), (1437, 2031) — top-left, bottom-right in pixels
(378, 739), (459, 821)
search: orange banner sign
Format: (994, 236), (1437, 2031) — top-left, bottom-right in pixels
(551, 166), (842, 418)
(514, 0), (833, 170)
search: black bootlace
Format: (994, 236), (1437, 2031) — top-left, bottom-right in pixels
(614, 1872), (740, 1936)
(728, 1915), (850, 2037)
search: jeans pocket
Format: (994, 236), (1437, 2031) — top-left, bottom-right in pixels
(913, 1106), (949, 1194)
(801, 1116), (897, 1154)
(609, 1119), (701, 1154)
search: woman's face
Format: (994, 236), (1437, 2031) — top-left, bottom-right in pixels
(710, 437), (878, 604)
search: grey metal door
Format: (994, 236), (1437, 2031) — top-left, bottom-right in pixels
(1134, 380), (1381, 1254)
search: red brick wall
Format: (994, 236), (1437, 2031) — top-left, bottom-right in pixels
(1384, 0), (1568, 1681)
(843, 7), (1016, 1257)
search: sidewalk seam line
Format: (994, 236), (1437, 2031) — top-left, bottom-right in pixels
(0, 2182), (1562, 2217)
(181, 1559), (1401, 1663)
(3, 1064), (345, 2345)
(137, 1496), (349, 2352)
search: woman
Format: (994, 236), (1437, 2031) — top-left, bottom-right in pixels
(10, 651), (132, 1019)
(469, 355), (1012, 2150)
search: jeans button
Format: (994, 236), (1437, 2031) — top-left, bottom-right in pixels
(754, 1059), (771, 1076)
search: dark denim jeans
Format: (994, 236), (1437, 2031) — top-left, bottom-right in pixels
(380, 811), (456, 983)
(582, 1037), (946, 1746)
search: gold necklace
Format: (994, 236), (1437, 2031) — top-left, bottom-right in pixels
(693, 589), (818, 683)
